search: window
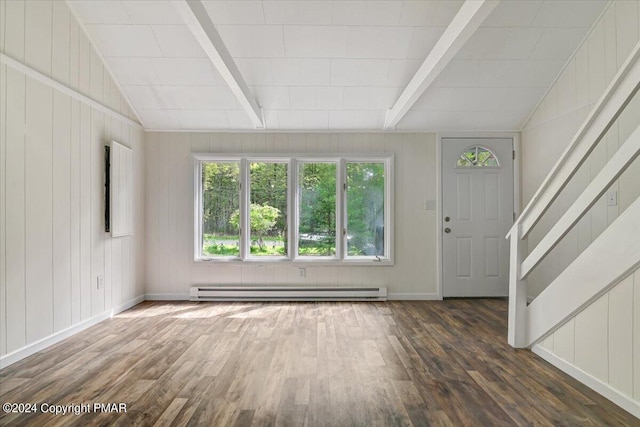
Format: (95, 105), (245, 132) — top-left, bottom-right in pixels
(248, 162), (288, 257)
(194, 155), (393, 264)
(346, 162), (385, 257)
(456, 146), (500, 168)
(199, 161), (240, 258)
(298, 162), (337, 257)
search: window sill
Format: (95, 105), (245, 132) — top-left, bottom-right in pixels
(193, 258), (394, 267)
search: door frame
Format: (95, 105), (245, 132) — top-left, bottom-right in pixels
(436, 132), (521, 300)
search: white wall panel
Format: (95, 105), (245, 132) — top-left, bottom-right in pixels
(608, 275), (634, 396)
(0, 0), (145, 360)
(574, 294), (608, 383)
(25, 77), (54, 343)
(145, 132), (437, 297)
(52, 91), (72, 331)
(0, 61), (6, 356)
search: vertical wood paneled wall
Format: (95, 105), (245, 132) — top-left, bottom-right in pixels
(144, 132), (437, 298)
(0, 0), (146, 358)
(539, 265), (640, 405)
(521, 1), (640, 298)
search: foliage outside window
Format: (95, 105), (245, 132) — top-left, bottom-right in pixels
(195, 155), (392, 264)
(201, 162), (240, 257)
(298, 163), (337, 257)
(346, 162), (385, 257)
(456, 146), (500, 168)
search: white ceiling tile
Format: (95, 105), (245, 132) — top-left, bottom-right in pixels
(218, 26), (285, 58)
(482, 1), (542, 27)
(436, 60), (510, 88)
(411, 86), (455, 111)
(163, 86), (239, 110)
(271, 59), (331, 86)
(151, 58), (225, 85)
(503, 87), (547, 111)
(226, 110), (255, 129)
(346, 27), (413, 59)
(386, 59), (422, 86)
(328, 110), (384, 129)
(365, 1), (403, 26)
(331, 59), (391, 86)
(332, 1), (368, 25)
(107, 58), (159, 85)
(432, 0), (465, 26)
(69, 1), (131, 24)
(289, 87), (318, 110)
(316, 87), (344, 110)
(457, 28), (544, 60)
(277, 111), (305, 129)
(532, 1), (607, 28)
(178, 110), (231, 129)
(86, 25), (162, 57)
(448, 88), (510, 111)
(529, 28), (588, 60)
(499, 60), (565, 87)
(137, 109), (182, 129)
(263, 110), (280, 128)
(122, 1), (183, 25)
(342, 87), (400, 110)
(284, 26), (348, 58)
(263, 1), (298, 24)
(399, 1), (438, 27)
(299, 1), (333, 25)
(201, 1), (265, 25)
(251, 86), (291, 109)
(152, 25), (206, 58)
(407, 27), (446, 59)
(123, 85), (169, 109)
(303, 111), (329, 129)
(235, 59), (274, 85)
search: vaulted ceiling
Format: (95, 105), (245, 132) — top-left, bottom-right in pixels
(69, 0), (608, 132)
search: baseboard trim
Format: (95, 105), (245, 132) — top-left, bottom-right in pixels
(0, 295), (145, 369)
(145, 293), (191, 301)
(387, 293), (440, 300)
(532, 344), (640, 419)
(112, 295), (145, 314)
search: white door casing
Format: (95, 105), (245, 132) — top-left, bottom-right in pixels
(442, 138), (514, 297)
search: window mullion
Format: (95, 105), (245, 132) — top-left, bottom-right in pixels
(291, 158), (298, 260)
(337, 158), (346, 261)
(240, 159), (250, 260)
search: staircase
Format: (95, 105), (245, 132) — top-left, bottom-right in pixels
(507, 41), (640, 417)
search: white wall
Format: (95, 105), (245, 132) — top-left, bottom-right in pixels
(0, 0), (145, 359)
(521, 1), (640, 297)
(144, 132), (437, 299)
(538, 265), (640, 412)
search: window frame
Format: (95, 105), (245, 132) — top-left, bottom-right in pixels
(194, 153), (394, 266)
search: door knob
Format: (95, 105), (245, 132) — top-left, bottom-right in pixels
(444, 228), (451, 233)
(445, 216), (450, 222)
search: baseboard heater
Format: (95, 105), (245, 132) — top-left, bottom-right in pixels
(190, 286), (387, 301)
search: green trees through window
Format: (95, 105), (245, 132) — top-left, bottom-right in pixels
(196, 155), (391, 262)
(298, 163), (336, 256)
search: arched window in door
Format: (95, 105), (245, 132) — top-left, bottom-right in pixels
(456, 146), (500, 168)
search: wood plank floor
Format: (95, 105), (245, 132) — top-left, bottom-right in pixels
(0, 299), (637, 426)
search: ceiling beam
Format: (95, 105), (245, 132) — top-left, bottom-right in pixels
(383, 0), (500, 130)
(173, 0), (264, 129)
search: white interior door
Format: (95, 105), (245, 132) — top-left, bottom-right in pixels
(442, 138), (514, 297)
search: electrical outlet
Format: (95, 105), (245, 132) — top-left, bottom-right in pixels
(97, 275), (104, 290)
(298, 268), (306, 278)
